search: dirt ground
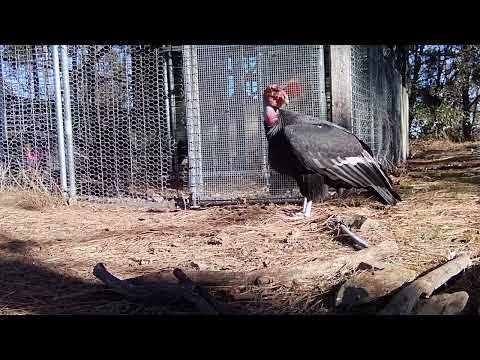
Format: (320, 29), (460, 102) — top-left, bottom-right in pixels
(1, 140), (480, 315)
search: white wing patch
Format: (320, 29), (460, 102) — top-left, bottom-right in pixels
(304, 149), (391, 188)
(332, 151), (377, 167)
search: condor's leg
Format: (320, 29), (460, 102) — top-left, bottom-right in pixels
(304, 199), (313, 217)
(289, 197), (307, 219)
(289, 175), (326, 220)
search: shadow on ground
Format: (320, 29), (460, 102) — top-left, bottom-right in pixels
(0, 234), (292, 315)
(1, 232), (479, 315)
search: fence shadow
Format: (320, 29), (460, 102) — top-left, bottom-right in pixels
(0, 255), (132, 315)
(1, 244), (478, 315)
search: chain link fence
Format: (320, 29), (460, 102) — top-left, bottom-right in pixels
(0, 45), (61, 192)
(66, 46), (184, 202)
(0, 45), (405, 206)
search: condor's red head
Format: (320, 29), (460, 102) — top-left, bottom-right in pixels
(263, 84), (289, 128)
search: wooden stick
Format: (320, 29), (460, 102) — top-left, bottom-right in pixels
(172, 268), (219, 315)
(380, 254), (472, 315)
(93, 263), (151, 299)
(338, 223), (370, 249)
(93, 263), (218, 314)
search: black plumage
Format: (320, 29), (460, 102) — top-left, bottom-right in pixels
(265, 108), (401, 207)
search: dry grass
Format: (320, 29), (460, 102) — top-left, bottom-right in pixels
(1, 166), (65, 211)
(0, 139), (480, 314)
(15, 190), (66, 211)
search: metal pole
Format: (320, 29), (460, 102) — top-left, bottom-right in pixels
(190, 46), (203, 194)
(0, 46), (8, 169)
(166, 47), (178, 183)
(51, 45), (68, 193)
(183, 45), (198, 207)
(59, 45), (76, 200)
(161, 46), (171, 141)
(167, 48), (177, 140)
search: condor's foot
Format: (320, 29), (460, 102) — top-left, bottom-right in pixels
(284, 199), (313, 221)
(286, 212), (309, 220)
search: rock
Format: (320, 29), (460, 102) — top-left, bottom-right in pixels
(188, 261), (201, 271)
(412, 292), (469, 315)
(341, 215), (367, 229)
(207, 239), (222, 245)
(336, 264), (417, 310)
(360, 219), (381, 232)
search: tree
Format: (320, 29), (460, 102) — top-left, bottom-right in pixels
(408, 45), (480, 141)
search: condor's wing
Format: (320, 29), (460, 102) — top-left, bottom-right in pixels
(283, 121), (399, 204)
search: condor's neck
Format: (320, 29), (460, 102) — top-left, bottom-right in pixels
(263, 105), (284, 138)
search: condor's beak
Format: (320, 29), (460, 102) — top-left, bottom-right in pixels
(279, 85), (289, 107)
(283, 92), (290, 107)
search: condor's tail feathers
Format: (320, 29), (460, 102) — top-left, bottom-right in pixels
(369, 185), (402, 206)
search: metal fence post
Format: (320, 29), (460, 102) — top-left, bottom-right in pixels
(59, 45), (76, 200)
(161, 46), (171, 146)
(190, 46), (203, 196)
(0, 46), (7, 174)
(51, 45), (68, 194)
(166, 47), (178, 180)
(183, 45), (199, 207)
(167, 48), (177, 140)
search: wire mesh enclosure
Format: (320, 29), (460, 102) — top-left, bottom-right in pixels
(184, 45), (328, 204)
(67, 46), (183, 201)
(350, 45), (403, 170)
(0, 44), (406, 207)
(0, 45), (61, 192)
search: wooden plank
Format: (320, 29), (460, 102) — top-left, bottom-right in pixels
(330, 45), (353, 130)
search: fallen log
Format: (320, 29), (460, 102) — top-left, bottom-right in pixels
(93, 263), (220, 314)
(412, 291), (469, 315)
(379, 254), (472, 315)
(269, 241), (396, 286)
(103, 240), (398, 289)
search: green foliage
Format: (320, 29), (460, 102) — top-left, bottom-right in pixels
(408, 45), (480, 140)
(415, 103), (465, 140)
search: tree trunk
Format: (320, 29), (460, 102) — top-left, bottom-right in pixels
(408, 45), (425, 132)
(462, 112), (473, 141)
(462, 81), (473, 141)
